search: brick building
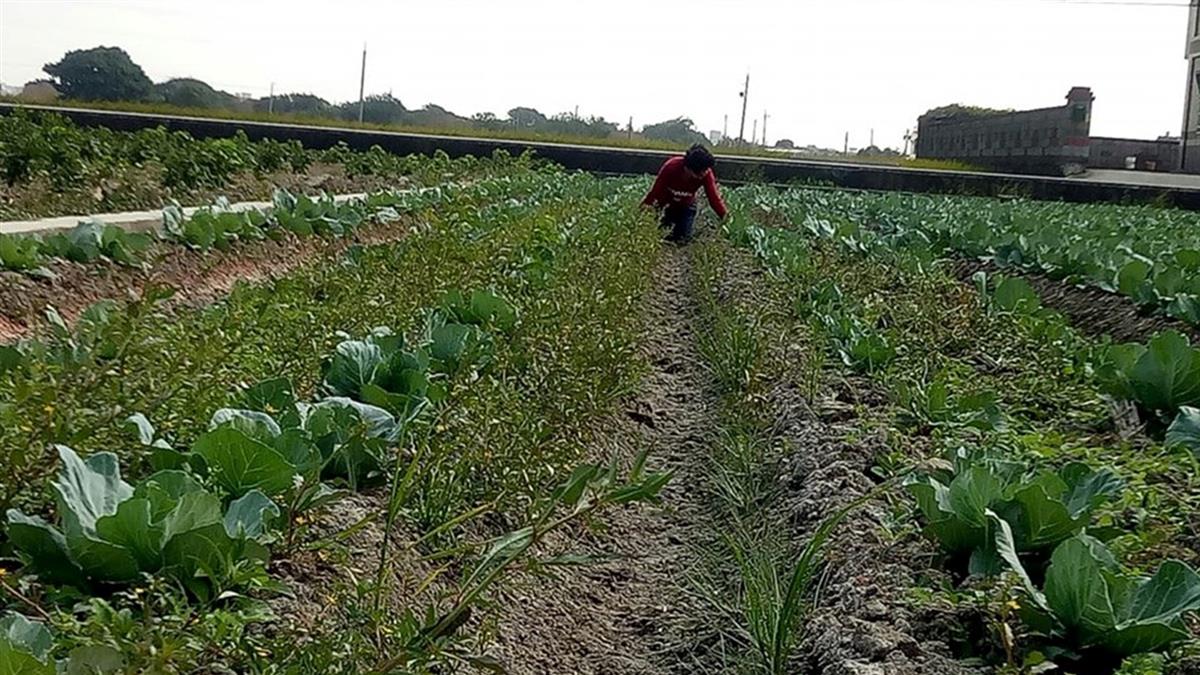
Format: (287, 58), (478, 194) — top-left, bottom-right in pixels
(1090, 136), (1181, 172)
(1182, 2), (1200, 172)
(915, 87), (1094, 175)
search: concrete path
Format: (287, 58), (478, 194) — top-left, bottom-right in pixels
(0, 193), (367, 237)
(1069, 169), (1200, 191)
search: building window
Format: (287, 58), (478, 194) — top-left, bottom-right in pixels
(1071, 105), (1087, 123)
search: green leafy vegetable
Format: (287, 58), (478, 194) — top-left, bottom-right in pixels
(1166, 407), (1200, 454)
(996, 527), (1200, 657)
(0, 612), (54, 674)
(0, 234), (44, 271)
(908, 456), (1121, 574)
(39, 220), (151, 266)
(6, 446), (273, 591)
(1096, 331), (1200, 416)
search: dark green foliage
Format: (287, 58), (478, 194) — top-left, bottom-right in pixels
(641, 117), (708, 146)
(43, 46), (154, 102)
(153, 78), (237, 109)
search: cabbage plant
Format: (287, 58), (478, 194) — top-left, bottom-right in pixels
(0, 612), (55, 674)
(907, 455), (1121, 575)
(993, 517), (1200, 658)
(39, 220), (151, 266)
(1167, 407), (1200, 454)
(6, 446), (276, 597)
(1096, 331), (1200, 417)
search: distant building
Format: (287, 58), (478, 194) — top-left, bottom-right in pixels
(19, 81), (59, 102)
(1182, 4), (1200, 171)
(916, 87), (1094, 175)
(709, 130), (724, 145)
(1091, 135), (1180, 172)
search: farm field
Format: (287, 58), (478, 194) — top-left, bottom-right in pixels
(1, 117), (1200, 674)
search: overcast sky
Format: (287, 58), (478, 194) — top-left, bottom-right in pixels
(0, 0), (1192, 150)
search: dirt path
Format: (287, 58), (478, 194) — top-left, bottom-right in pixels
(489, 240), (977, 674)
(490, 244), (723, 674)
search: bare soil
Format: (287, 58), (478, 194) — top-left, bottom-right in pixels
(489, 244), (722, 673)
(264, 491), (418, 639)
(0, 218), (412, 343)
(949, 258), (1200, 345)
(783, 378), (979, 675)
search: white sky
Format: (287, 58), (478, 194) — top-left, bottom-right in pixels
(0, 0), (1191, 150)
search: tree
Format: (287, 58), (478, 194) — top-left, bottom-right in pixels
(252, 93), (333, 117)
(405, 104), (471, 128)
(774, 139), (796, 149)
(507, 107), (547, 127)
(542, 113), (618, 139)
(43, 46), (153, 101)
(922, 104), (1012, 120)
(153, 78), (236, 109)
(472, 112), (503, 131)
(640, 118), (707, 146)
(857, 145), (902, 158)
(339, 94), (406, 125)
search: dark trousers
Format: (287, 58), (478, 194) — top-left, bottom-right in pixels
(660, 203), (698, 242)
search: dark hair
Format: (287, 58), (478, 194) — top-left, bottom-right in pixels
(683, 143), (715, 173)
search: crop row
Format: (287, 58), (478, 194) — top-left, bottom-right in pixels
(0, 109), (433, 191)
(760, 187), (1200, 328)
(0, 169), (667, 670)
(723, 186), (1200, 673)
(0, 110), (521, 221)
(743, 185), (1200, 433)
(0, 148), (543, 275)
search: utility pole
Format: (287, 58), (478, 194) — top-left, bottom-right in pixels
(628, 116), (633, 141)
(357, 43), (367, 123)
(268, 82), (275, 115)
(752, 119), (758, 145)
(738, 73), (750, 143)
(844, 132), (849, 155)
(870, 128), (875, 148)
(574, 104), (579, 119)
(723, 114), (728, 140)
(762, 111), (769, 147)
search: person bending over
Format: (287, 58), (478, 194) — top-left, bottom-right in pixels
(641, 143), (727, 243)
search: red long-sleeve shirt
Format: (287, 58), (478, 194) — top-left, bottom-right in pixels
(641, 156), (727, 220)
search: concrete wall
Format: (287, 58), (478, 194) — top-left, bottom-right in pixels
(1090, 137), (1180, 172)
(916, 88), (1094, 175)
